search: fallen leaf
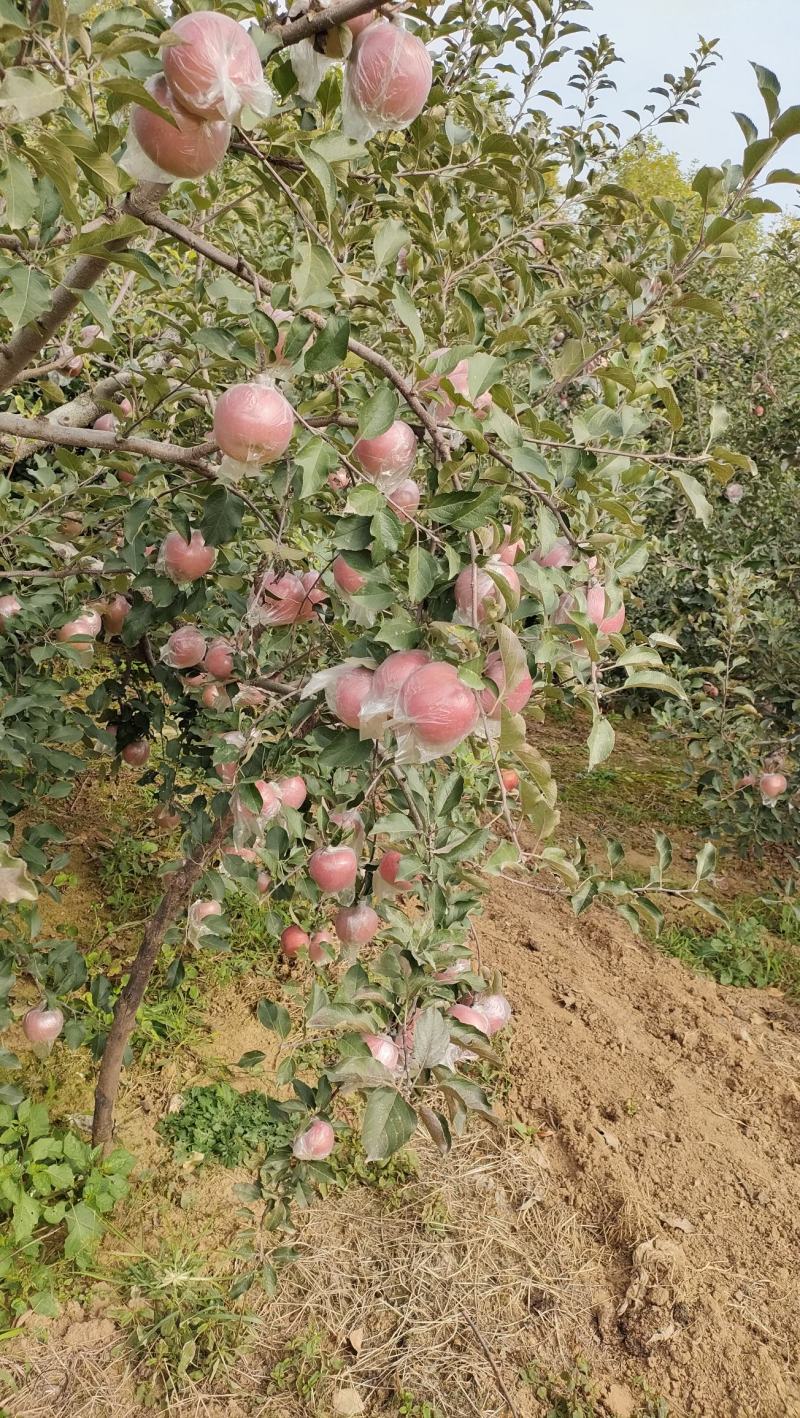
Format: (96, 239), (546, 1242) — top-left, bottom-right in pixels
(658, 1212), (695, 1234)
(595, 1124), (620, 1151)
(348, 1327), (364, 1354)
(333, 1389), (364, 1416)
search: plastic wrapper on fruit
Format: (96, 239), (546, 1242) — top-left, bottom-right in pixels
(304, 659), (375, 730)
(388, 660), (479, 764)
(162, 11), (272, 123)
(358, 649), (430, 740)
(213, 378), (295, 467)
(122, 75), (231, 184)
(248, 569), (327, 628)
(342, 19), (433, 141)
(187, 899), (223, 949)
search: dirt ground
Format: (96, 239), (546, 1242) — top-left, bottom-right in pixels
(3, 729), (800, 1418)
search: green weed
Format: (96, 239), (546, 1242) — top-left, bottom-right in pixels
(397, 1395), (440, 1417)
(659, 915), (800, 995)
(115, 1248), (257, 1394)
(97, 834), (161, 923)
(0, 1097), (133, 1323)
(521, 1358), (670, 1416)
(268, 1325), (344, 1403)
(159, 1083), (295, 1167)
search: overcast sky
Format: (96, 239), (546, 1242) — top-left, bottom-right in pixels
(553, 0), (800, 208)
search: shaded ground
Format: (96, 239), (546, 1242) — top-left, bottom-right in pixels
(2, 722), (799, 1418)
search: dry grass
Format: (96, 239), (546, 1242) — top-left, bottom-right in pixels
(2, 1130), (599, 1418)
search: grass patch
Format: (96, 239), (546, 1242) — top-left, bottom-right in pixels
(113, 1248), (257, 1394)
(559, 760), (703, 832)
(521, 1357), (670, 1416)
(96, 832), (162, 924)
(160, 1083), (295, 1167)
(659, 915), (800, 995)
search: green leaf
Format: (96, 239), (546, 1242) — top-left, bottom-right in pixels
(356, 386), (399, 440)
(675, 294), (724, 316)
(695, 841), (717, 882)
(0, 0), (25, 30)
(295, 436), (337, 498)
(391, 282), (424, 353)
(361, 1087), (417, 1160)
(750, 61), (781, 123)
(63, 1201), (104, 1259)
(298, 143), (337, 215)
(372, 219), (408, 272)
(654, 831), (673, 874)
(1, 154), (37, 230)
(670, 469), (712, 526)
(304, 313), (350, 374)
(407, 547), (438, 602)
(428, 488), (500, 530)
(412, 1009), (451, 1070)
(292, 240), (337, 308)
(326, 1055), (393, 1091)
(623, 670), (686, 699)
(587, 716), (614, 771)
(370, 505), (403, 561)
(772, 104), (800, 141)
(2, 265), (51, 331)
(12, 1189), (40, 1242)
(200, 486), (244, 547)
(571, 878), (597, 916)
(318, 730), (372, 770)
(256, 998), (292, 1040)
(0, 68), (63, 120)
(308, 1002), (378, 1032)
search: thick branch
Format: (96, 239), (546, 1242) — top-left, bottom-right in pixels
(92, 814), (230, 1148)
(0, 253), (111, 393)
(271, 0), (397, 48)
(0, 372), (134, 466)
(0, 411), (216, 472)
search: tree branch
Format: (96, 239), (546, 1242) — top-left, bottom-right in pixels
(0, 372), (135, 467)
(270, 0), (398, 48)
(125, 189), (451, 465)
(92, 814), (231, 1148)
(487, 441), (580, 547)
(0, 411), (216, 472)
(0, 2), (397, 395)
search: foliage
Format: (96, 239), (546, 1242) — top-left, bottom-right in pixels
(97, 833), (161, 922)
(160, 1082), (297, 1167)
(114, 1248), (257, 1393)
(268, 1325), (345, 1404)
(659, 914), (800, 995)
(521, 1357), (669, 1417)
(0, 0), (798, 1276)
(635, 214), (800, 849)
(0, 1097), (133, 1321)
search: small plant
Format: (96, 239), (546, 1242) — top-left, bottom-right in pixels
(114, 1248), (256, 1393)
(521, 1357), (600, 1416)
(0, 1097), (133, 1322)
(97, 834), (161, 923)
(159, 1083), (296, 1166)
(659, 916), (800, 994)
(397, 1394), (440, 1417)
(268, 1326), (344, 1403)
(521, 1359), (671, 1417)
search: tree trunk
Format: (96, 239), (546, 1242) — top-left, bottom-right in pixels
(91, 815), (230, 1150)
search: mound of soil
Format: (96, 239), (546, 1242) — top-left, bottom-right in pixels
(485, 880), (800, 1418)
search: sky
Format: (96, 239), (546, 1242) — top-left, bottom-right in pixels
(549, 0), (800, 207)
